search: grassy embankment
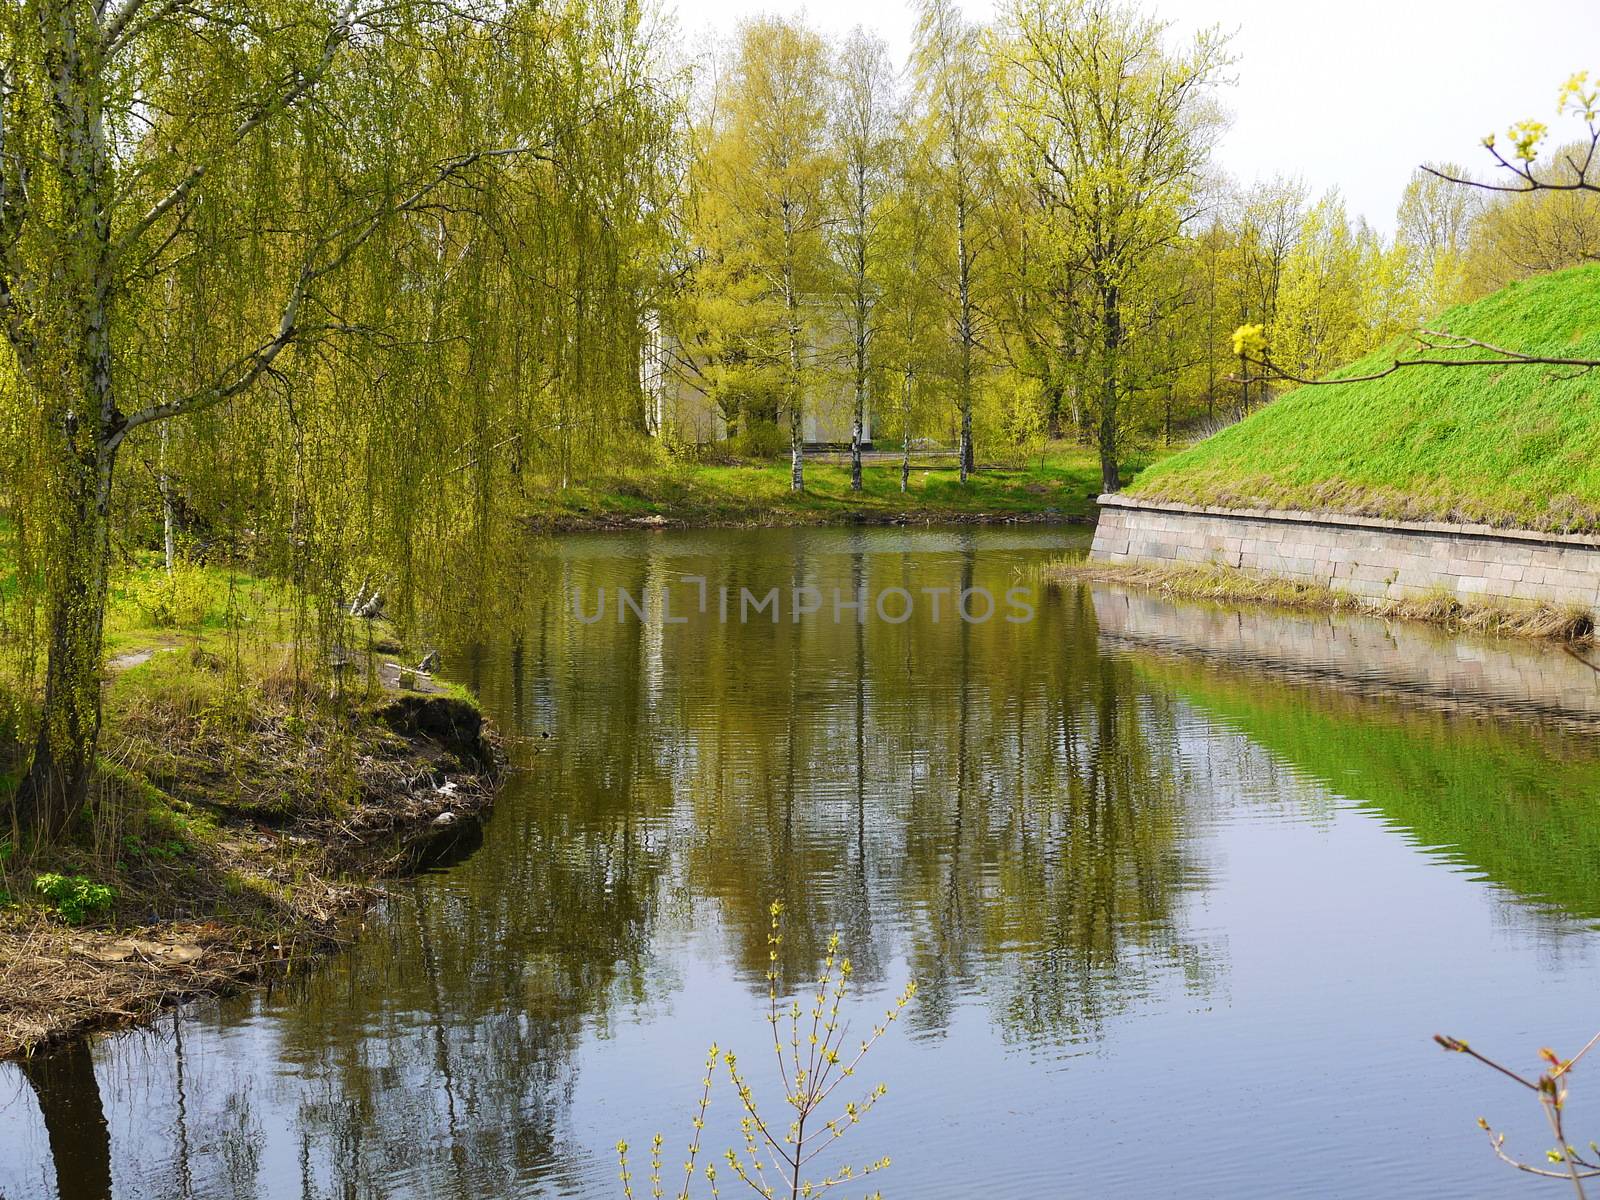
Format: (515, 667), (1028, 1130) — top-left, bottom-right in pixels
(1130, 263), (1600, 532)
(0, 533), (499, 1058)
(523, 442), (1164, 529)
(1048, 265), (1600, 640)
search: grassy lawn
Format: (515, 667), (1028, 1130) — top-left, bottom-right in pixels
(526, 441), (1170, 528)
(1, 541), (470, 814)
(1129, 263), (1600, 533)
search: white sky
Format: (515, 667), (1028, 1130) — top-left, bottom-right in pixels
(665, 0), (1596, 232)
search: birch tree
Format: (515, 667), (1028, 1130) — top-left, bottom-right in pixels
(877, 144), (944, 491)
(828, 29), (899, 491)
(696, 18), (832, 491)
(997, 0), (1228, 493)
(913, 0), (991, 482)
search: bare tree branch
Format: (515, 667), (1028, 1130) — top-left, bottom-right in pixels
(1236, 329), (1600, 388)
(1423, 118), (1600, 195)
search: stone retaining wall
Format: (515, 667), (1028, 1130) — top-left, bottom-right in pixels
(1090, 495), (1600, 616)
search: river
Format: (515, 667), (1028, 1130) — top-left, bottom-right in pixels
(5, 525), (1600, 1198)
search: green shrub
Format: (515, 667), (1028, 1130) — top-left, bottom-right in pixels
(34, 872), (115, 924)
(728, 420), (789, 460)
(126, 560), (214, 628)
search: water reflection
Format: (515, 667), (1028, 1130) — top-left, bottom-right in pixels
(1093, 584), (1600, 923)
(12, 1043), (111, 1199)
(5, 529), (1600, 1199)
(502, 531), (1214, 1031)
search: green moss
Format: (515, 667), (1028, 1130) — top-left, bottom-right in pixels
(1130, 264), (1600, 532)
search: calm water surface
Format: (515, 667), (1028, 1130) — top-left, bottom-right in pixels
(6, 525), (1600, 1199)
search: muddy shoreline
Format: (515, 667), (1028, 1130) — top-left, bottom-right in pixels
(0, 693), (505, 1061)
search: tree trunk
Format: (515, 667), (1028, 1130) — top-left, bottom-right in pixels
(956, 319), (973, 482)
(788, 313), (804, 493)
(900, 369), (912, 494)
(13, 0), (121, 841)
(790, 400), (804, 492)
(159, 421), (177, 573)
(956, 190), (974, 483)
(960, 395), (973, 481)
(1206, 245), (1217, 423)
(851, 190), (868, 492)
(1098, 283), (1122, 495)
(16, 428), (115, 841)
(850, 408), (863, 490)
(784, 213), (804, 493)
(850, 315), (865, 493)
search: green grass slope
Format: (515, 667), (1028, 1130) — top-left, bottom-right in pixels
(1131, 263), (1600, 532)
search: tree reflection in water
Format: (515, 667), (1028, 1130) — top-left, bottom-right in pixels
(2, 528), (1215, 1198)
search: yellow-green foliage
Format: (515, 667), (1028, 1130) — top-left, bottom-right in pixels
(1131, 264), (1600, 531)
(616, 904), (915, 1200)
(0, 0), (680, 832)
(119, 560), (218, 630)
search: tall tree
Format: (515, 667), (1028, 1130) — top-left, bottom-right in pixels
(913, 0), (991, 482)
(1232, 176), (1306, 411)
(828, 29), (899, 491)
(1, 0), (458, 834)
(0, 0), (667, 836)
(877, 138), (944, 492)
(698, 17), (832, 491)
(1397, 163), (1479, 311)
(1456, 146), (1600, 297)
(1273, 193), (1390, 378)
(997, 0), (1229, 494)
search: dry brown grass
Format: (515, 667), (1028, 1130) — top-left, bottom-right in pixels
(0, 913), (333, 1057)
(1045, 560), (1596, 643)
